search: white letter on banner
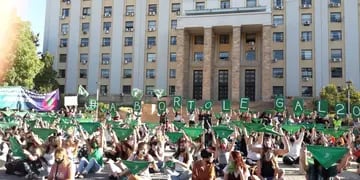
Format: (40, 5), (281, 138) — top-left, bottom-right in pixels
(174, 97), (181, 108)
(188, 101), (195, 110)
(294, 101), (303, 112)
(204, 101), (212, 110)
(318, 101), (326, 114)
(240, 98), (247, 109)
(158, 101), (166, 111)
(276, 98), (284, 108)
(353, 106), (360, 117)
(336, 104), (345, 116)
(222, 101), (230, 111)
(134, 101), (141, 112)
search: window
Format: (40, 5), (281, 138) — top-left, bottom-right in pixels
(220, 0), (230, 9)
(301, 0), (312, 6)
(145, 86), (154, 95)
(148, 20), (156, 29)
(58, 69), (66, 78)
(302, 86), (313, 97)
(170, 52), (176, 62)
(60, 39), (68, 47)
(59, 85), (65, 94)
(273, 32), (284, 42)
(100, 85), (108, 95)
(101, 53), (111, 65)
(301, 49), (312, 60)
(169, 69), (176, 78)
(79, 69), (87, 79)
(273, 0), (283, 7)
(124, 53), (132, 63)
(82, 7), (91, 16)
(272, 50), (284, 60)
(331, 49), (342, 59)
(80, 54), (88, 64)
(171, 20), (177, 29)
(59, 54), (67, 63)
(196, 2), (205, 10)
(125, 37), (133, 46)
(104, 6), (112, 17)
(80, 38), (89, 47)
(193, 70), (203, 100)
(194, 52), (204, 62)
(146, 69), (156, 79)
(301, 14), (312, 25)
(219, 52), (229, 61)
(147, 37), (156, 46)
(148, 4), (157, 14)
(147, 53), (156, 62)
(330, 0), (341, 4)
(102, 38), (111, 46)
(273, 15), (284, 25)
(103, 22), (111, 31)
(331, 67), (342, 78)
(246, 50), (256, 61)
(61, 24), (69, 34)
(218, 70), (229, 100)
(126, 5), (135, 13)
(61, 8), (70, 17)
(330, 30), (342, 41)
(125, 21), (133, 28)
(272, 68), (284, 78)
(169, 86), (176, 96)
(170, 36), (177, 45)
(301, 68), (312, 78)
(330, 12), (341, 22)
(301, 31), (312, 41)
(172, 3), (180, 12)
(123, 85), (131, 94)
(123, 69), (132, 78)
(101, 69), (110, 79)
(194, 35), (204, 44)
(219, 35), (229, 44)
(247, 0), (257, 7)
(273, 86), (284, 96)
(246, 33), (256, 43)
(82, 23), (90, 32)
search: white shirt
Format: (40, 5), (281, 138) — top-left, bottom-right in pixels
(247, 143), (262, 161)
(287, 132), (304, 159)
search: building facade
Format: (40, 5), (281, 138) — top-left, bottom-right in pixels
(44, 0), (360, 102)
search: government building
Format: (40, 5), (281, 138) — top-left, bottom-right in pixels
(43, 0), (360, 102)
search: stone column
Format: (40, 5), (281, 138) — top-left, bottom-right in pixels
(231, 26), (241, 102)
(176, 28), (187, 97)
(203, 27), (213, 100)
(261, 25), (272, 101)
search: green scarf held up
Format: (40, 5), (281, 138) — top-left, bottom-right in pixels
(165, 132), (184, 144)
(9, 137), (25, 159)
(122, 160), (150, 175)
(32, 128), (57, 141)
(182, 127), (204, 141)
(79, 122), (101, 135)
(212, 126), (234, 139)
(113, 128), (134, 141)
(307, 145), (348, 169)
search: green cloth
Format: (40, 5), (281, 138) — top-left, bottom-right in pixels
(182, 127), (204, 140)
(113, 128), (134, 141)
(231, 121), (244, 128)
(59, 122), (75, 131)
(107, 121), (123, 128)
(153, 89), (166, 100)
(42, 116), (56, 124)
(145, 122), (159, 130)
(259, 127), (283, 136)
(76, 118), (94, 123)
(244, 123), (265, 133)
(1, 111), (14, 117)
(212, 126), (234, 139)
(9, 137), (25, 159)
(88, 148), (104, 166)
(165, 132), (184, 143)
(2, 116), (15, 122)
(122, 160), (150, 175)
(131, 88), (144, 100)
(32, 128), (57, 141)
(321, 129), (346, 138)
(60, 117), (71, 124)
(164, 161), (175, 168)
(333, 119), (342, 129)
(173, 121), (186, 130)
(307, 145), (348, 169)
(303, 109), (312, 116)
(214, 113), (222, 119)
(251, 118), (262, 123)
(15, 111), (28, 118)
(26, 120), (37, 128)
(282, 124), (303, 135)
(80, 122), (101, 135)
(264, 109), (276, 114)
(128, 120), (139, 128)
(0, 122), (18, 129)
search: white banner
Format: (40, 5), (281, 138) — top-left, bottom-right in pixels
(64, 96), (78, 106)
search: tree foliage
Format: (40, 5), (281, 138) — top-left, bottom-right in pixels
(33, 53), (59, 93)
(320, 83), (360, 110)
(4, 20), (43, 89)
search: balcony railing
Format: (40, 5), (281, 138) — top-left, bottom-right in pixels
(185, 6), (267, 15)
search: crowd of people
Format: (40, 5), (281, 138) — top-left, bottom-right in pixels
(0, 106), (359, 180)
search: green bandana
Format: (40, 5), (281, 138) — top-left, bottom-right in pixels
(165, 132), (184, 143)
(307, 145), (348, 169)
(212, 126), (234, 139)
(122, 160), (150, 175)
(79, 122), (101, 135)
(182, 127), (204, 140)
(32, 128), (57, 141)
(113, 128), (134, 141)
(9, 137), (26, 159)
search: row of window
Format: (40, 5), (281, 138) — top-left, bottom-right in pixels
(272, 86), (313, 97)
(272, 30), (342, 42)
(273, 12), (342, 26)
(272, 67), (343, 79)
(273, 0), (342, 8)
(58, 69), (177, 79)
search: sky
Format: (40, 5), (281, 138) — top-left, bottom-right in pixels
(16, 0), (46, 52)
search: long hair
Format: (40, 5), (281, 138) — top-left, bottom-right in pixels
(55, 148), (70, 165)
(173, 138), (189, 163)
(231, 151), (247, 172)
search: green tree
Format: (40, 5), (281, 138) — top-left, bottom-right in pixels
(33, 53), (59, 93)
(4, 20), (43, 89)
(320, 83), (360, 110)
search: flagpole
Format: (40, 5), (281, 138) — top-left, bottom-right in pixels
(95, 83), (99, 121)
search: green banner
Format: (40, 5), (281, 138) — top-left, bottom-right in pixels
(352, 104), (360, 118)
(222, 100), (231, 113)
(335, 103), (346, 118)
(292, 98), (304, 117)
(203, 100), (213, 111)
(131, 88), (143, 100)
(153, 89), (166, 100)
(274, 96), (285, 112)
(307, 145), (348, 169)
(109, 103), (117, 117)
(133, 100), (141, 113)
(157, 101), (166, 114)
(173, 96), (182, 112)
(239, 98), (249, 112)
(86, 98), (98, 111)
(317, 100), (328, 118)
(186, 100), (196, 113)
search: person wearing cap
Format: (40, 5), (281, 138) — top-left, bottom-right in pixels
(192, 149), (215, 180)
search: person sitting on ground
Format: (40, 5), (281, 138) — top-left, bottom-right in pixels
(283, 127), (305, 165)
(192, 149), (216, 180)
(223, 151), (250, 180)
(48, 148), (75, 180)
